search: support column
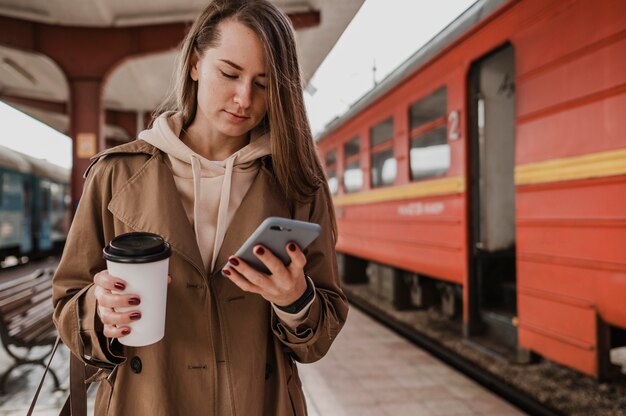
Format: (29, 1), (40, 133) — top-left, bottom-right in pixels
(144, 111), (154, 129)
(136, 111), (145, 136)
(68, 78), (104, 212)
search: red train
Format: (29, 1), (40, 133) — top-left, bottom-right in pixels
(316, 0), (626, 379)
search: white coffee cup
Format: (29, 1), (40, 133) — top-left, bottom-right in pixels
(103, 232), (171, 347)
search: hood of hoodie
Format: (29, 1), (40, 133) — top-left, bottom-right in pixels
(139, 111), (271, 175)
(139, 111), (272, 272)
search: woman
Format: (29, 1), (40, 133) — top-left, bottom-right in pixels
(51, 1), (348, 414)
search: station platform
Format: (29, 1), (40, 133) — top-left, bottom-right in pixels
(0, 306), (525, 415)
(299, 307), (525, 416)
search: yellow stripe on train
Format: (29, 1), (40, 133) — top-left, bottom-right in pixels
(332, 148), (626, 206)
(332, 177), (465, 206)
(515, 148), (626, 186)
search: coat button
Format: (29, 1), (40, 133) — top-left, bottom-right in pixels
(130, 356), (142, 374)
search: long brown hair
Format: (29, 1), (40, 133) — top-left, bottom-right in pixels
(155, 0), (336, 239)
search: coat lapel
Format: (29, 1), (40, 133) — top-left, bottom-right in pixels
(212, 164), (291, 274)
(107, 153), (206, 278)
(106, 150), (290, 279)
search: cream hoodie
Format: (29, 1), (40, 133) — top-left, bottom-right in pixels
(140, 112), (271, 273)
(139, 112), (314, 321)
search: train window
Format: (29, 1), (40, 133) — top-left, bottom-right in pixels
(325, 149), (339, 195)
(344, 136), (360, 158)
(344, 160), (363, 193)
(371, 148), (397, 187)
(1, 173), (22, 209)
(327, 171), (339, 195)
(41, 183), (50, 220)
(370, 117), (394, 147)
(50, 183), (60, 210)
(370, 117), (396, 188)
(325, 149), (337, 167)
(409, 87), (449, 180)
(409, 87), (447, 129)
(23, 180), (31, 212)
(343, 136), (362, 193)
(410, 126), (450, 180)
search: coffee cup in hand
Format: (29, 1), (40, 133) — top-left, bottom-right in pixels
(103, 232), (171, 347)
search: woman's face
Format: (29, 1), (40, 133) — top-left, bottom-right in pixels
(190, 19), (268, 140)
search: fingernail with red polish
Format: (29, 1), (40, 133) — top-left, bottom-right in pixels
(223, 268), (231, 276)
(229, 257), (240, 266)
(128, 297), (141, 306)
(288, 243), (296, 252)
(130, 312), (141, 320)
(114, 282), (126, 290)
(255, 246), (265, 255)
(121, 328), (131, 336)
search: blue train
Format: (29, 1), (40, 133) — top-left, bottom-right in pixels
(0, 145), (70, 262)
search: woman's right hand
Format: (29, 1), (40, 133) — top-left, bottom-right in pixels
(93, 270), (141, 339)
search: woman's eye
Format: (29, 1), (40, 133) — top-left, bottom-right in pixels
(255, 82), (267, 90)
(220, 70), (237, 79)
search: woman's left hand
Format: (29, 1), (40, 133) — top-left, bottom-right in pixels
(223, 242), (307, 307)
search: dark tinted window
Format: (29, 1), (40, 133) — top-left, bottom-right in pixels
(344, 160), (363, 193)
(410, 126), (449, 180)
(325, 149), (337, 167)
(41, 184), (50, 219)
(409, 87), (449, 181)
(409, 87), (447, 130)
(344, 136), (360, 158)
(325, 149), (338, 195)
(370, 117), (394, 147)
(371, 148), (396, 187)
(327, 170), (338, 195)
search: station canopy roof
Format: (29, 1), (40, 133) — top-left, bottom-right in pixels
(0, 0), (364, 140)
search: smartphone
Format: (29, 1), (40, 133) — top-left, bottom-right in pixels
(225, 217), (321, 275)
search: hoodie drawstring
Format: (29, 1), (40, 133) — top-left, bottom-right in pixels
(190, 153), (234, 273)
(190, 155), (206, 267)
(139, 113), (271, 275)
(210, 156), (235, 272)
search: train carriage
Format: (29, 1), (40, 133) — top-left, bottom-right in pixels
(0, 145), (32, 258)
(316, 0), (626, 379)
(0, 145), (70, 261)
(23, 154), (72, 253)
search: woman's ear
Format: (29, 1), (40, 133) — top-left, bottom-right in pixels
(190, 50), (200, 81)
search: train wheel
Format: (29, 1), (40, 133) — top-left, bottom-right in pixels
(439, 283), (462, 319)
(405, 273), (437, 310)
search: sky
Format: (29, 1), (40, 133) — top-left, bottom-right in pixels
(305, 0), (477, 137)
(0, 0), (476, 169)
(0, 100), (73, 168)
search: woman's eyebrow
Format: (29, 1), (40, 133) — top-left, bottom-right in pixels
(219, 59), (266, 77)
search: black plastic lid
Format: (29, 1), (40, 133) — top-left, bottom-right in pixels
(103, 232), (171, 264)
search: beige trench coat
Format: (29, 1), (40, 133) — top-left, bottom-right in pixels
(52, 140), (348, 415)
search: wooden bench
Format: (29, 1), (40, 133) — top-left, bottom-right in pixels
(0, 266), (60, 393)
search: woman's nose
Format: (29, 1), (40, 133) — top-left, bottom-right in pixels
(234, 83), (252, 109)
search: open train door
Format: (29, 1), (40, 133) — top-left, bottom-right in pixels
(467, 44), (521, 357)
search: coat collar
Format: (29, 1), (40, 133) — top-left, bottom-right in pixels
(102, 140), (289, 280)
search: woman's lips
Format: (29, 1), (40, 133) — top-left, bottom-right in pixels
(224, 110), (250, 122)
